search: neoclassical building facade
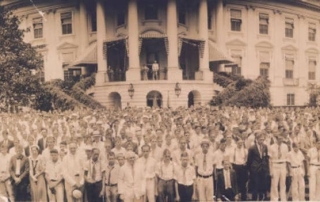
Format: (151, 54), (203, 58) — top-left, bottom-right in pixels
(2, 0), (320, 108)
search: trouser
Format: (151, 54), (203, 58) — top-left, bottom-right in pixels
(250, 170), (268, 201)
(65, 182), (84, 202)
(153, 71), (158, 80)
(85, 181), (103, 202)
(143, 178), (155, 202)
(290, 167), (305, 201)
(309, 165), (320, 201)
(197, 176), (214, 202)
(0, 179), (14, 202)
(48, 181), (65, 202)
(105, 185), (118, 202)
(271, 163), (287, 201)
(221, 188), (235, 201)
(13, 176), (30, 202)
(233, 164), (248, 201)
(157, 178), (174, 202)
(177, 183), (193, 202)
(123, 188), (143, 202)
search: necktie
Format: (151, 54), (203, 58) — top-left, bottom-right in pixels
(278, 145), (281, 159)
(226, 170), (230, 189)
(318, 151), (320, 163)
(32, 160), (38, 174)
(92, 162), (96, 181)
(108, 166), (113, 185)
(203, 154), (207, 171)
(260, 145), (263, 158)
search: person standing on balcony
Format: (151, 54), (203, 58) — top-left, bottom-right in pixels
(141, 64), (149, 81)
(152, 61), (159, 80)
(108, 66), (114, 82)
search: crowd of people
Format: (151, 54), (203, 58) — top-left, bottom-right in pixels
(1, 105), (320, 202)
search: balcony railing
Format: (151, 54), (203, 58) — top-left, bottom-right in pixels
(141, 69), (167, 81)
(106, 71), (126, 82)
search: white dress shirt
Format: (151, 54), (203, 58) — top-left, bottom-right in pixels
(195, 152), (214, 176)
(156, 161), (175, 180)
(174, 165), (195, 186)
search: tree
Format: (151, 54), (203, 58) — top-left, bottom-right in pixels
(0, 6), (43, 108)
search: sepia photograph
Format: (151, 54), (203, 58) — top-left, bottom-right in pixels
(0, 0), (320, 201)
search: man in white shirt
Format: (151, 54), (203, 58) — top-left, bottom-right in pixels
(84, 148), (105, 202)
(118, 151), (141, 202)
(104, 152), (120, 202)
(152, 61), (159, 80)
(135, 144), (157, 202)
(269, 133), (289, 201)
(307, 140), (320, 201)
(0, 145), (14, 202)
(156, 149), (175, 202)
(287, 142), (305, 201)
(174, 152), (196, 202)
(63, 142), (85, 202)
(45, 149), (64, 202)
(195, 137), (214, 202)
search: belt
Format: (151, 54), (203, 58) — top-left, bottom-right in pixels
(311, 164), (320, 166)
(105, 183), (117, 187)
(51, 179), (58, 182)
(273, 162), (286, 164)
(291, 166), (300, 168)
(197, 173), (213, 178)
(159, 178), (174, 182)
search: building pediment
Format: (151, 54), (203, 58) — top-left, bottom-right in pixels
(305, 47), (319, 54)
(226, 39), (247, 46)
(255, 41), (273, 49)
(281, 45), (298, 51)
(57, 42), (78, 50)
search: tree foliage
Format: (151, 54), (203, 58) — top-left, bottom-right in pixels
(211, 73), (271, 108)
(0, 6), (43, 107)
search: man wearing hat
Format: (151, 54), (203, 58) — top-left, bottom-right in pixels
(118, 151), (141, 202)
(92, 131), (105, 154)
(0, 144), (14, 202)
(269, 132), (289, 201)
(195, 137), (215, 202)
(104, 152), (120, 202)
(45, 149), (64, 202)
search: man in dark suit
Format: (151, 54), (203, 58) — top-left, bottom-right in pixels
(37, 128), (48, 153)
(216, 159), (238, 201)
(24, 135), (35, 157)
(0, 131), (14, 152)
(247, 131), (270, 201)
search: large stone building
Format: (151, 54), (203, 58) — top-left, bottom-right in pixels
(2, 0), (320, 108)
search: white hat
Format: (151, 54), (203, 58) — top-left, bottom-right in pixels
(92, 131), (101, 137)
(125, 151), (136, 159)
(72, 189), (82, 199)
(96, 120), (103, 125)
(84, 145), (93, 151)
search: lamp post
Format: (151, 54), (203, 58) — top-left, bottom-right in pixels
(128, 83), (134, 99)
(175, 82), (181, 97)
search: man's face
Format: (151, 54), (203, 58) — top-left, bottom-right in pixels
(109, 155), (115, 166)
(69, 143), (77, 155)
(142, 146), (150, 158)
(105, 142), (112, 152)
(15, 146), (23, 155)
(201, 143), (209, 154)
(47, 139), (54, 148)
(179, 141), (186, 150)
(118, 157), (125, 166)
(181, 157), (188, 167)
(127, 157), (135, 165)
(51, 153), (59, 162)
(1, 146), (7, 155)
(41, 130), (47, 138)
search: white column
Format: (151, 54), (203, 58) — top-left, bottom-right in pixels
(126, 0), (141, 81)
(198, 0), (212, 82)
(96, 0), (107, 85)
(216, 0), (224, 50)
(79, 0), (88, 52)
(167, 0), (182, 81)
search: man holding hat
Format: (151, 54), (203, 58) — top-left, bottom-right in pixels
(195, 137), (215, 202)
(45, 149), (64, 202)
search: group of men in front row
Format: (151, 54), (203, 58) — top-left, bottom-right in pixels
(1, 128), (320, 202)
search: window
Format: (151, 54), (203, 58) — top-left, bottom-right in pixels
(230, 9), (242, 31)
(287, 94), (295, 106)
(309, 60), (316, 80)
(259, 13), (269, 34)
(61, 12), (72, 35)
(178, 4), (186, 25)
(231, 55), (242, 75)
(309, 23), (316, 41)
(91, 10), (97, 32)
(117, 11), (125, 26)
(33, 18), (43, 39)
(260, 63), (269, 77)
(285, 58), (294, 79)
(145, 3), (158, 20)
(285, 18), (294, 38)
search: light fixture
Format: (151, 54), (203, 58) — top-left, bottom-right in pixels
(128, 83), (134, 99)
(174, 82), (181, 97)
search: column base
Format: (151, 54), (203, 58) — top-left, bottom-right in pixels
(167, 67), (182, 81)
(96, 71), (107, 85)
(126, 68), (141, 82)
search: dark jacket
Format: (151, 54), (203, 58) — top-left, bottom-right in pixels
(247, 143), (269, 173)
(216, 169), (238, 199)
